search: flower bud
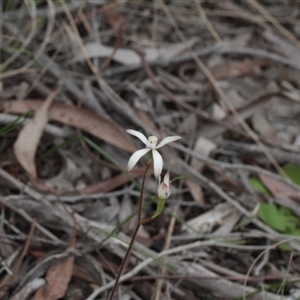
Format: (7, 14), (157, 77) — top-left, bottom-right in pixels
(157, 172), (171, 200)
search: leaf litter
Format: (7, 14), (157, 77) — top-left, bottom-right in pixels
(1, 1), (300, 300)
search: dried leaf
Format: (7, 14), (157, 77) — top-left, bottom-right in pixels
(0, 221), (36, 298)
(1, 100), (135, 153)
(252, 112), (275, 139)
(210, 59), (268, 80)
(257, 174), (300, 217)
(178, 114), (197, 134)
(212, 210), (242, 236)
(35, 221), (76, 300)
(118, 193), (135, 232)
(13, 92), (57, 177)
(34, 255), (74, 300)
(263, 29), (300, 61)
(185, 180), (205, 206)
(198, 92), (276, 139)
(259, 174), (300, 201)
(212, 103), (226, 120)
(191, 137), (216, 172)
(184, 203), (236, 234)
(136, 109), (158, 133)
(72, 265), (98, 284)
(73, 38), (198, 66)
(104, 2), (125, 32)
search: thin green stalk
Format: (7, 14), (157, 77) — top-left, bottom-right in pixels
(36, 137), (82, 164)
(108, 161), (152, 300)
(137, 162), (151, 221)
(0, 110), (33, 137)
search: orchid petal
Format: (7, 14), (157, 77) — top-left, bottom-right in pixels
(163, 171), (170, 187)
(152, 149), (163, 178)
(126, 129), (148, 145)
(127, 148), (150, 171)
(156, 136), (182, 149)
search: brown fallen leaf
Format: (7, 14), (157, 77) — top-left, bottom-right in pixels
(1, 100), (135, 153)
(210, 59), (269, 80)
(35, 215), (76, 300)
(258, 173), (300, 216)
(73, 38), (198, 65)
(34, 255), (74, 300)
(13, 91), (57, 177)
(185, 180), (205, 206)
(259, 174), (300, 201)
(72, 265), (99, 284)
(104, 1), (125, 33)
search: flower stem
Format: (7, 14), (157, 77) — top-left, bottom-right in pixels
(108, 162), (151, 300)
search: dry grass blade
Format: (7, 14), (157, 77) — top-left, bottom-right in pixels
(1, 100), (135, 153)
(13, 91), (58, 177)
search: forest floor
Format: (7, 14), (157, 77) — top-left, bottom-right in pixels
(1, 1), (300, 299)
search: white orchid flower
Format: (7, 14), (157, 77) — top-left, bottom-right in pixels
(157, 172), (171, 200)
(126, 129), (181, 178)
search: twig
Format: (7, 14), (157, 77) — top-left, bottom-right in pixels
(61, 0), (146, 131)
(172, 143), (300, 193)
(89, 240), (214, 300)
(253, 244), (270, 276)
(1, 2), (37, 72)
(131, 46), (248, 138)
(15, 251), (73, 292)
(0, 220), (36, 292)
(87, 238), (284, 300)
(10, 278), (45, 300)
(247, 0), (300, 51)
(195, 0), (222, 43)
(178, 159), (300, 253)
(0, 198), (62, 244)
(160, 1), (284, 177)
(5, 1), (82, 18)
(0, 168), (65, 243)
(0, 113), (73, 138)
(218, 140), (300, 165)
(102, 43), (300, 78)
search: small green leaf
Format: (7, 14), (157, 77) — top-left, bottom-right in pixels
(0, 110), (34, 137)
(282, 163), (300, 186)
(248, 177), (271, 195)
(171, 174), (192, 182)
(278, 243), (292, 252)
(140, 199), (166, 224)
(258, 203), (289, 232)
(151, 199), (166, 219)
(288, 229), (300, 236)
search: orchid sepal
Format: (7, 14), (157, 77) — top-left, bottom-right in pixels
(156, 136), (182, 149)
(127, 148), (150, 171)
